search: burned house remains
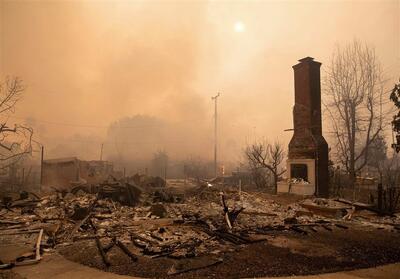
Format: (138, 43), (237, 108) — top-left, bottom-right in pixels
(42, 157), (116, 189)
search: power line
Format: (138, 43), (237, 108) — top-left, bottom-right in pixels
(36, 137), (194, 145)
(7, 115), (211, 129)
(7, 116), (169, 129)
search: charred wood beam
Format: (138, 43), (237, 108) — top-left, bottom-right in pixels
(95, 237), (111, 267)
(114, 239), (138, 262)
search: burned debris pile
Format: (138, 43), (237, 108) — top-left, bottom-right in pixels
(1, 179), (400, 274)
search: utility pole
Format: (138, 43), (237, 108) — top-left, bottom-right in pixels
(211, 93), (220, 178)
(100, 143), (104, 161)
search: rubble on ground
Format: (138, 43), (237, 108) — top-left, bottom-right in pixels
(1, 180), (400, 271)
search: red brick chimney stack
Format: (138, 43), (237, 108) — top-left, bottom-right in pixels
(288, 57), (329, 197)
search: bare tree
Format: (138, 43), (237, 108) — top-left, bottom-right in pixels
(244, 140), (286, 194)
(0, 77), (33, 169)
(390, 79), (400, 152)
(324, 40), (387, 187)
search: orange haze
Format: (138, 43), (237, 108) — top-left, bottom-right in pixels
(1, 0), (399, 166)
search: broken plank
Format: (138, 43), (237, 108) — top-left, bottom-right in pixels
(0, 229), (41, 236)
(13, 229), (43, 267)
(35, 229), (43, 260)
(334, 198), (381, 214)
(67, 213), (92, 241)
(131, 232), (158, 245)
(67, 198), (99, 241)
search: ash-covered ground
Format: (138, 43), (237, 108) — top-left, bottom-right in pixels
(1, 179), (400, 278)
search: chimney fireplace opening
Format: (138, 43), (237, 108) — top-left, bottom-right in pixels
(290, 163), (308, 182)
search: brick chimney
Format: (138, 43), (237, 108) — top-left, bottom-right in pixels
(288, 57), (329, 197)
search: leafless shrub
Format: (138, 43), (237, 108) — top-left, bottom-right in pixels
(378, 156), (400, 214)
(244, 140), (285, 194)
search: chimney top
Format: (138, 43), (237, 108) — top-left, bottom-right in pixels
(298, 56), (314, 63)
(293, 56), (321, 70)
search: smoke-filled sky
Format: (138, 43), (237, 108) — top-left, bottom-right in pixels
(1, 0), (399, 164)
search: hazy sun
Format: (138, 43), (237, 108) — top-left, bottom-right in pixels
(234, 21), (245, 33)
